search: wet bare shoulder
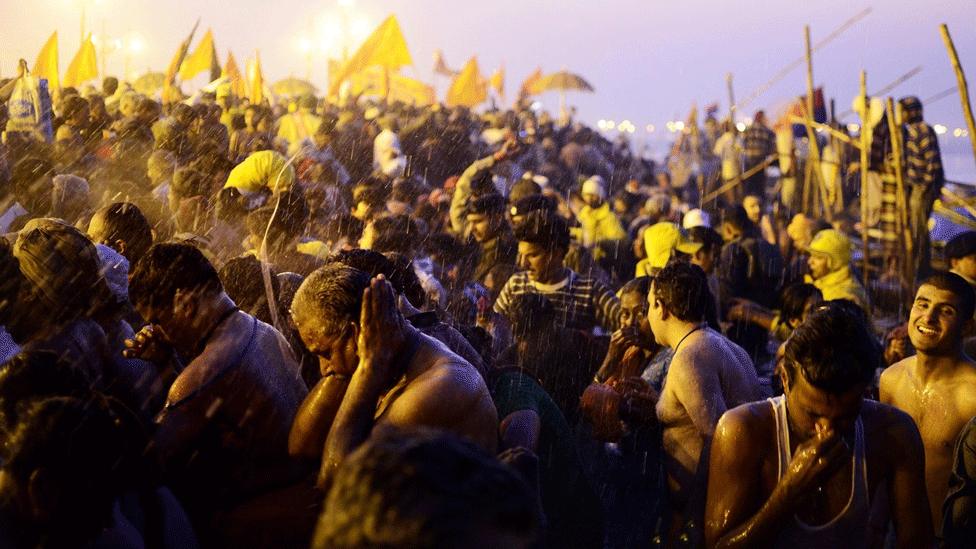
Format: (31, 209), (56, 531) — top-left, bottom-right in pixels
(714, 401), (775, 448)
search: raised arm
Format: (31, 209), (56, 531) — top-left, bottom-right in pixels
(288, 371), (351, 460)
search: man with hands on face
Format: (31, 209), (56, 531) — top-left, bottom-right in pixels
(705, 300), (933, 548)
(286, 263), (497, 489)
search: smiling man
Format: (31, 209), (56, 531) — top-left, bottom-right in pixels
(881, 272), (976, 537)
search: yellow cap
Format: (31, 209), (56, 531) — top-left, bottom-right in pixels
(643, 222), (703, 270)
(808, 229), (851, 271)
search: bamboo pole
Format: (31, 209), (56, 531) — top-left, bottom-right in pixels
(940, 24), (976, 170)
(702, 156), (776, 204)
(859, 70), (871, 291)
(941, 187), (976, 220)
(803, 25), (831, 221)
(726, 73), (737, 129)
(886, 97), (914, 285)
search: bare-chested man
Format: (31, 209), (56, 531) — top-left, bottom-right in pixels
(706, 300), (932, 548)
(124, 243), (309, 533)
(287, 263), (497, 489)
(648, 261), (761, 539)
(881, 272), (976, 535)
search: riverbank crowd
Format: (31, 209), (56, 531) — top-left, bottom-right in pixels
(0, 46), (975, 549)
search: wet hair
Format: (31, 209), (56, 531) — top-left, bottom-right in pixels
(92, 202), (153, 264)
(2, 395), (128, 545)
(780, 283), (823, 325)
(313, 427), (539, 549)
(0, 237), (23, 325)
(60, 95), (89, 122)
(687, 226), (724, 254)
(129, 242), (223, 312)
(784, 300), (880, 393)
(719, 205), (757, 235)
(219, 256), (279, 325)
(652, 261), (710, 323)
(918, 271), (976, 320)
(0, 351), (90, 437)
(620, 275), (653, 299)
(246, 191), (310, 244)
(507, 293), (555, 343)
(214, 187), (250, 224)
(294, 262), (371, 332)
(331, 248), (426, 308)
(368, 215), (420, 255)
(102, 76), (119, 96)
(468, 192), (507, 216)
(513, 210), (570, 252)
(171, 167), (210, 200)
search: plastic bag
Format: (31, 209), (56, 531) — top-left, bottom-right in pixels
(6, 74), (53, 143)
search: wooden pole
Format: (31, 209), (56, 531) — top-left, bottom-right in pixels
(886, 97), (914, 285)
(859, 70), (871, 290)
(804, 25), (831, 221)
(726, 73), (737, 129)
(940, 24), (976, 170)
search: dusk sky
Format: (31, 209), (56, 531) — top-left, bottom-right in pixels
(3, 0), (975, 175)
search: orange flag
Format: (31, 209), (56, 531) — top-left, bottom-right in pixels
(222, 51), (246, 98)
(519, 67), (544, 99)
(247, 51), (264, 104)
(490, 65), (504, 99)
(165, 19), (200, 90)
(446, 56), (487, 107)
(33, 31), (60, 93)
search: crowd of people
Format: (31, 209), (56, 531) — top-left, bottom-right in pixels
(0, 70), (974, 549)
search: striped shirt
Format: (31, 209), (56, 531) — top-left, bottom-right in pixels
(494, 270), (621, 332)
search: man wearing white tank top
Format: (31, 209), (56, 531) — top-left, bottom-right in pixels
(705, 301), (933, 548)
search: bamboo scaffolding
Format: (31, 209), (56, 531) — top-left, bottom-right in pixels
(701, 155), (777, 204)
(859, 70), (871, 289)
(803, 25), (831, 221)
(940, 24), (976, 170)
(885, 97), (914, 286)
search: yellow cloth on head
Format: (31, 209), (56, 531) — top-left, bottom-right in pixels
(224, 150), (295, 195)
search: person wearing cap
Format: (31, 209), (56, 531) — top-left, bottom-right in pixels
(945, 231), (976, 290)
(575, 175), (627, 262)
(805, 228), (869, 310)
(276, 94), (322, 155)
(682, 208), (710, 230)
(466, 192), (517, 284)
(635, 222), (702, 278)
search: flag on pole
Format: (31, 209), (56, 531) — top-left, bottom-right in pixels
(179, 28), (221, 82)
(446, 56), (487, 108)
(247, 51), (264, 104)
(518, 67), (544, 99)
(433, 49), (458, 77)
(223, 51), (246, 98)
(33, 31), (60, 93)
(490, 65), (505, 99)
(327, 15), (413, 98)
(165, 19), (201, 89)
(63, 34), (97, 88)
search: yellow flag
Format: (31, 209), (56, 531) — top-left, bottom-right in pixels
(519, 67), (544, 99)
(447, 57), (487, 108)
(223, 51), (246, 98)
(490, 65), (504, 98)
(33, 31), (59, 93)
(179, 28), (221, 82)
(348, 66), (434, 106)
(63, 35), (97, 88)
(165, 19), (200, 88)
(247, 51), (264, 104)
(328, 15), (413, 97)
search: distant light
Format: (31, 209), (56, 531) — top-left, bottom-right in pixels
(646, 124), (655, 133)
(674, 121), (685, 131)
(529, 101), (543, 111)
(736, 122), (746, 132)
(934, 124), (948, 135)
(297, 37), (313, 54)
(127, 35), (145, 54)
(846, 123), (860, 134)
(597, 120), (607, 130)
(954, 128), (964, 138)
(606, 120), (616, 130)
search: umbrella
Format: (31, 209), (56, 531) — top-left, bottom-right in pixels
(272, 77), (318, 97)
(132, 71), (165, 95)
(536, 70), (595, 93)
(536, 70), (594, 112)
